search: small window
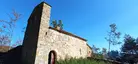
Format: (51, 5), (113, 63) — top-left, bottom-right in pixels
(45, 32), (47, 36)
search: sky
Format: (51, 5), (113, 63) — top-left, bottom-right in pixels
(0, 0), (138, 51)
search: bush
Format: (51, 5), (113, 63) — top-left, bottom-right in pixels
(93, 53), (104, 59)
(56, 58), (111, 64)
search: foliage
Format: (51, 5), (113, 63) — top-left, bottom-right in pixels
(92, 45), (105, 59)
(0, 35), (11, 46)
(92, 45), (100, 53)
(58, 20), (63, 30)
(0, 9), (21, 47)
(51, 20), (57, 28)
(120, 34), (138, 63)
(105, 23), (121, 52)
(51, 20), (63, 30)
(102, 48), (108, 59)
(56, 58), (111, 64)
(102, 48), (107, 53)
(108, 50), (120, 60)
(93, 53), (104, 59)
(121, 34), (138, 54)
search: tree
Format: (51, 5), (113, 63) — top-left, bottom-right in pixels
(0, 9), (21, 49)
(136, 37), (138, 43)
(51, 20), (57, 28)
(92, 45), (100, 54)
(108, 50), (119, 60)
(105, 23), (121, 53)
(102, 48), (107, 54)
(0, 35), (11, 46)
(121, 34), (138, 54)
(58, 20), (63, 30)
(102, 48), (107, 59)
(51, 20), (63, 30)
(121, 34), (138, 63)
(91, 45), (104, 59)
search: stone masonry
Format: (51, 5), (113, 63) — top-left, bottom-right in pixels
(22, 2), (92, 64)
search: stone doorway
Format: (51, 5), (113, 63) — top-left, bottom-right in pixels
(48, 50), (57, 64)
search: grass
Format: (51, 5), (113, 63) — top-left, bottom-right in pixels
(56, 58), (112, 64)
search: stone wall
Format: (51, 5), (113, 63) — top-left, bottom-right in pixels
(47, 28), (88, 59)
(35, 28), (88, 64)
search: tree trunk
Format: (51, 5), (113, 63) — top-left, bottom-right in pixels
(108, 42), (111, 55)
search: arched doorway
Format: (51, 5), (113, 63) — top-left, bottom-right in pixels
(48, 50), (57, 64)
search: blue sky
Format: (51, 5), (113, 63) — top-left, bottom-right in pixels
(0, 0), (138, 51)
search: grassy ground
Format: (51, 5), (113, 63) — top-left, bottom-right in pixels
(56, 58), (111, 64)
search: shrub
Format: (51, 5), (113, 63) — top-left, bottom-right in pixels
(56, 58), (111, 64)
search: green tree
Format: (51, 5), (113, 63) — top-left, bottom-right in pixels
(108, 50), (119, 60)
(51, 20), (63, 30)
(105, 23), (121, 53)
(92, 45), (100, 54)
(51, 20), (58, 28)
(92, 45), (103, 59)
(121, 34), (138, 63)
(102, 48), (107, 54)
(58, 20), (63, 30)
(121, 34), (138, 54)
(102, 48), (108, 59)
